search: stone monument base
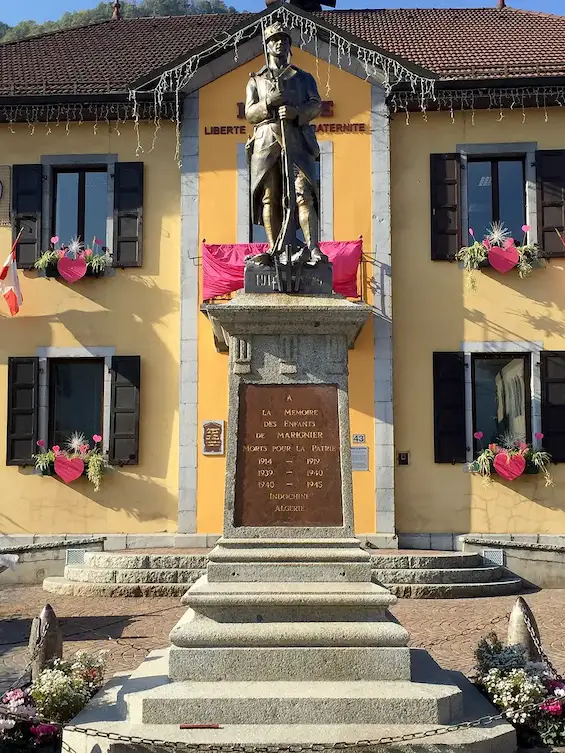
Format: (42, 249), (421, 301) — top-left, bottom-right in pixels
(63, 543), (516, 753)
(63, 291), (515, 752)
(64, 645), (515, 753)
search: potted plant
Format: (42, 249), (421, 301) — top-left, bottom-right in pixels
(34, 236), (110, 282)
(456, 222), (544, 291)
(474, 632), (565, 748)
(468, 430), (553, 486)
(0, 649), (108, 751)
(33, 433), (108, 491)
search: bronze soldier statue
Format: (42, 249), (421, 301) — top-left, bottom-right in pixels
(245, 23), (324, 267)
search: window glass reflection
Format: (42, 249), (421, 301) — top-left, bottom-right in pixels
(473, 356), (528, 450)
(85, 171), (108, 248)
(467, 161), (492, 241)
(498, 160), (525, 243)
(50, 360), (104, 449)
(55, 172), (79, 243)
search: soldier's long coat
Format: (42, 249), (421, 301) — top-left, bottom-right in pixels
(245, 64), (322, 225)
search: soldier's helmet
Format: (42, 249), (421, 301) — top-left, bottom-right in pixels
(263, 22), (292, 43)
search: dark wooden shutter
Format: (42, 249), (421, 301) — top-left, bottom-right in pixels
(540, 352), (565, 462)
(430, 154), (461, 261)
(12, 165), (43, 269)
(6, 357), (39, 465)
(433, 352), (467, 463)
(113, 162), (143, 267)
(109, 356), (140, 465)
(536, 150), (565, 257)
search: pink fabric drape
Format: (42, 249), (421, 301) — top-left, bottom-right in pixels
(202, 240), (362, 300)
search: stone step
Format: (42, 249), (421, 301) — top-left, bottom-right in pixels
(43, 576), (190, 597)
(84, 552), (209, 569)
(207, 561), (372, 582)
(386, 578), (523, 599)
(370, 553), (482, 570)
(64, 565), (205, 584)
(133, 679), (463, 726)
(168, 645), (412, 682)
(125, 648), (461, 726)
(372, 565), (502, 585)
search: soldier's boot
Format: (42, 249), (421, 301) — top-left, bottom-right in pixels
(297, 201), (326, 266)
(264, 201), (283, 262)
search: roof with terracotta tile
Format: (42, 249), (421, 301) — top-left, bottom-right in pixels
(1, 5), (565, 98)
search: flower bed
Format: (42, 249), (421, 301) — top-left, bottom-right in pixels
(34, 433), (108, 491)
(456, 222), (544, 292)
(0, 650), (107, 752)
(35, 237), (110, 282)
(469, 431), (553, 487)
(475, 633), (565, 748)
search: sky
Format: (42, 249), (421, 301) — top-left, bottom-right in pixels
(0, 0), (563, 25)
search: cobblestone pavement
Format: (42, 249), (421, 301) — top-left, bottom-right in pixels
(1, 585), (564, 694)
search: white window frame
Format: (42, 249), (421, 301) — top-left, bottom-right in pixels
(457, 142), (538, 246)
(36, 347), (115, 457)
(462, 340), (542, 464)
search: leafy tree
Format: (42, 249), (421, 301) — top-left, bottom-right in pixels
(0, 0), (236, 43)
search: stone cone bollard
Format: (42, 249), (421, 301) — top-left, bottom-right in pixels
(507, 596), (542, 662)
(28, 604), (63, 681)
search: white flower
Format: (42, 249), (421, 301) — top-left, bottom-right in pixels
(66, 432), (87, 454)
(0, 718), (16, 732)
(31, 668), (89, 723)
(67, 237), (84, 257)
(487, 220), (511, 246)
(555, 687), (565, 697)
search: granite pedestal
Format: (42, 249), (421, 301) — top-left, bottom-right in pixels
(63, 294), (516, 752)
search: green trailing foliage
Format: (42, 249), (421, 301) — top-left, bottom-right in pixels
(1, 0), (237, 44)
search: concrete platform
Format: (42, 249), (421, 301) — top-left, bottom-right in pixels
(63, 657), (516, 753)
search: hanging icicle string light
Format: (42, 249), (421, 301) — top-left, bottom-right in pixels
(391, 85), (565, 121)
(128, 3), (437, 162)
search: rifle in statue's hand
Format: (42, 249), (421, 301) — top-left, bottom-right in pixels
(272, 104), (297, 267)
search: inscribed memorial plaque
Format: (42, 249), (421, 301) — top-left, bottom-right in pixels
(202, 421), (224, 455)
(234, 384), (343, 527)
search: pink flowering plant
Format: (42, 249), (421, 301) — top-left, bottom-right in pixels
(34, 236), (110, 277)
(33, 433), (107, 491)
(475, 632), (565, 746)
(0, 651), (107, 751)
(456, 222), (544, 291)
(468, 430), (552, 487)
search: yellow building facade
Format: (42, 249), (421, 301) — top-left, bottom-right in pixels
(2, 4), (565, 549)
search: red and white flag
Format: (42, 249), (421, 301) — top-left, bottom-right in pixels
(0, 236), (23, 316)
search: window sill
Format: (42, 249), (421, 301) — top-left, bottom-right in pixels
(466, 460), (539, 477)
(457, 259), (546, 271)
(38, 263), (114, 280)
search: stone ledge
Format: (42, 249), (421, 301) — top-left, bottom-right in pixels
(43, 576), (190, 597)
(386, 578), (522, 599)
(463, 536), (565, 553)
(372, 565), (502, 585)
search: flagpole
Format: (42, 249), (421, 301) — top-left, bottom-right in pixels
(10, 228), (24, 256)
